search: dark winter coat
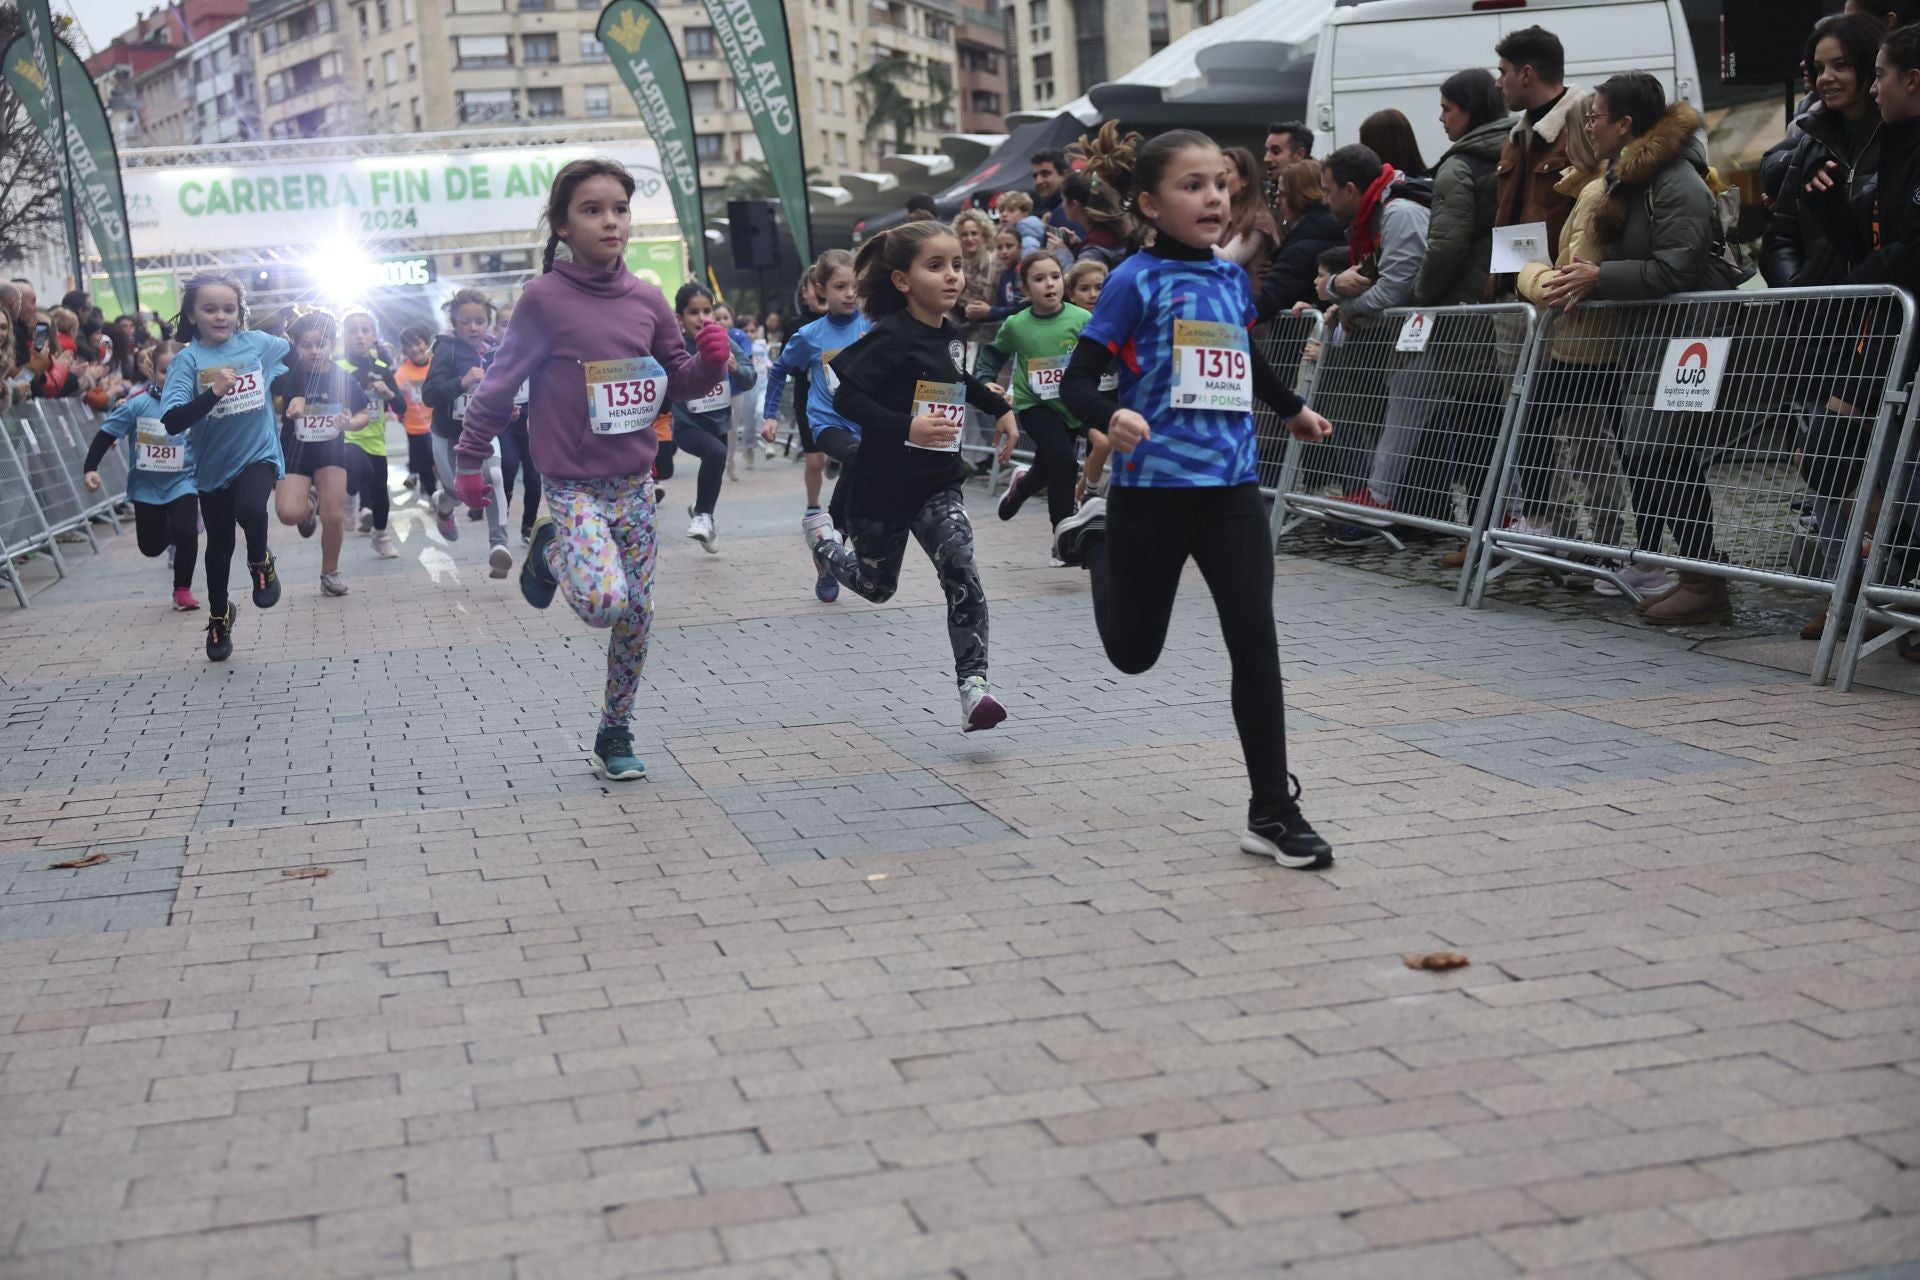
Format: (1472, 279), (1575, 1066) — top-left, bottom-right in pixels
(1592, 102), (1719, 300)
(1762, 104), (1883, 288)
(1254, 203), (1346, 322)
(1414, 115), (1510, 307)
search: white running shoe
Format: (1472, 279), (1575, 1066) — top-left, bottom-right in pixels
(320, 570), (349, 597)
(688, 511), (718, 552)
(1595, 563), (1671, 597)
(488, 543), (513, 579)
(960, 676), (1007, 733)
(371, 530), (398, 559)
(801, 510), (835, 549)
(358, 507), (374, 533)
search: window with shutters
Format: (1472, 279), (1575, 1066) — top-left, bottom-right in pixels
(455, 34), (512, 67)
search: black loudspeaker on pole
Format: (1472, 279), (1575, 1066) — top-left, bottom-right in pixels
(1720, 0), (1822, 86)
(727, 199), (782, 271)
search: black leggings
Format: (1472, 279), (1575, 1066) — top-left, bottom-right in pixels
(675, 419), (729, 516)
(343, 443), (390, 532)
(134, 494), (199, 591)
(1623, 447), (1716, 561)
(407, 433), (437, 497)
(199, 460), (276, 614)
(1089, 483), (1290, 811)
(819, 485), (987, 681)
(500, 415), (541, 530)
(1013, 406), (1079, 528)
(816, 427), (859, 533)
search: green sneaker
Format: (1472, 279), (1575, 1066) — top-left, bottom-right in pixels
(591, 727), (646, 781)
(521, 516), (558, 609)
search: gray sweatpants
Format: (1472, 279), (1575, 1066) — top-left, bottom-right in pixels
(431, 433), (508, 546)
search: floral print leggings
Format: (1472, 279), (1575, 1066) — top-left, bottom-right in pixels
(542, 475), (657, 729)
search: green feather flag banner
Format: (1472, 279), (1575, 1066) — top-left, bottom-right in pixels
(598, 0), (708, 286)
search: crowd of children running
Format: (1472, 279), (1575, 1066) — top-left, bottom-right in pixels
(68, 125), (1343, 871)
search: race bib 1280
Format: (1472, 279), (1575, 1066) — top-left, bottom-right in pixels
(1026, 355), (1069, 401)
(1169, 320), (1251, 413)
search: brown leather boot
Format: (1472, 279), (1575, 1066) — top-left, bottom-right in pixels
(1640, 571), (1732, 626)
(1800, 609), (1828, 640)
(1440, 545), (1468, 569)
(1633, 579), (1683, 615)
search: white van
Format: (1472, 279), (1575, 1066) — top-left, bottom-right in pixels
(1307, 0), (1703, 164)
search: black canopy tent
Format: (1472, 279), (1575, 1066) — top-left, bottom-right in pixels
(853, 111), (1094, 240)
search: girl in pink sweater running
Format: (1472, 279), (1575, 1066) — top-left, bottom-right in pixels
(452, 159), (732, 780)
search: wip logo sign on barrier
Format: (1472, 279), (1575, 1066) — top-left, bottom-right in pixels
(1396, 312), (1431, 353)
(1655, 337), (1731, 413)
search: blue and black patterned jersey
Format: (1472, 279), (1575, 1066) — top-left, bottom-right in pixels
(1080, 251), (1261, 488)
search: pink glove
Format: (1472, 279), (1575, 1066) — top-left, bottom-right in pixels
(454, 471), (492, 512)
(695, 320), (731, 367)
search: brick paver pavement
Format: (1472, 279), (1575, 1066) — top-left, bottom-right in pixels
(2, 457), (1919, 1280)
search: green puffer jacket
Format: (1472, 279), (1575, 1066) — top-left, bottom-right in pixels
(1413, 116), (1510, 308)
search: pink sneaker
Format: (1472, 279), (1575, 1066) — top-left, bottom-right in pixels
(172, 587), (201, 612)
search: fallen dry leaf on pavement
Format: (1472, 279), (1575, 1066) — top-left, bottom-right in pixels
(281, 866), (332, 879)
(1404, 952), (1469, 971)
(47, 853), (109, 869)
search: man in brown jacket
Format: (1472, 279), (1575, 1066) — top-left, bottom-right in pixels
(1490, 25), (1582, 299)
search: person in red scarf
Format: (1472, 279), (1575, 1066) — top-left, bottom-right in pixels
(1319, 144), (1431, 329)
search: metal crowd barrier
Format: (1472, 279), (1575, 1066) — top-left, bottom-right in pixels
(0, 399), (125, 608)
(1254, 311), (1325, 499)
(1469, 286), (1913, 686)
(1837, 386), (1920, 690)
(1255, 286), (1917, 688)
(1270, 303), (1538, 604)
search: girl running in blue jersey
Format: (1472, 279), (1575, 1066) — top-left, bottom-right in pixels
(160, 273), (293, 662)
(761, 249), (871, 601)
(83, 341), (201, 612)
(1054, 124), (1338, 869)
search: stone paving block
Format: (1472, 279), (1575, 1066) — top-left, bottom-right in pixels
(3, 467), (1920, 1280)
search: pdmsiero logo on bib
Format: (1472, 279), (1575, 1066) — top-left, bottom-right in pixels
(1655, 337), (1731, 413)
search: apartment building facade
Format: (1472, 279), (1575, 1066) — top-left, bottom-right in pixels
(997, 0), (1204, 113)
(96, 0), (1009, 200)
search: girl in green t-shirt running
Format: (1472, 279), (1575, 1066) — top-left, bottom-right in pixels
(976, 251), (1091, 553)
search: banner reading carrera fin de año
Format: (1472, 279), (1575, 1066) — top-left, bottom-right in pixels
(597, 0), (707, 286)
(698, 0), (812, 265)
(2, 34), (139, 320)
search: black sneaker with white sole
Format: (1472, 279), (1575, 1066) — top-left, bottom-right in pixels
(1052, 495), (1106, 567)
(1239, 775), (1333, 869)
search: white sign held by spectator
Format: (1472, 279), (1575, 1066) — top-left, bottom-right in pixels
(1395, 312), (1432, 353)
(1490, 222), (1552, 273)
(1655, 338), (1731, 413)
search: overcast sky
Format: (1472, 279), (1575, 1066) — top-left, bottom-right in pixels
(71, 0), (154, 54)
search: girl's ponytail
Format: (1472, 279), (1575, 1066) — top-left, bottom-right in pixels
(806, 247), (856, 297)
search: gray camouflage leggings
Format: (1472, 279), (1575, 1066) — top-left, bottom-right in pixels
(816, 485), (988, 683)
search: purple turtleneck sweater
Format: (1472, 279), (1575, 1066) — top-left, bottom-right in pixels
(454, 257), (726, 483)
